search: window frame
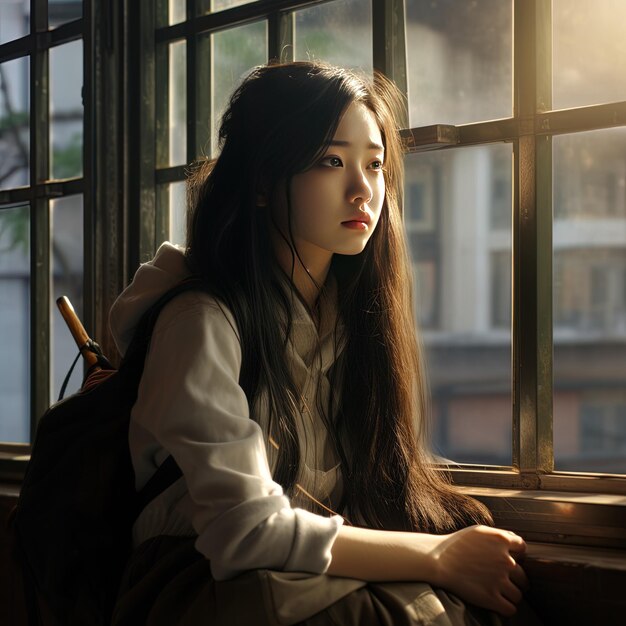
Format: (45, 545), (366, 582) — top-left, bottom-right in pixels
(0, 0), (95, 460)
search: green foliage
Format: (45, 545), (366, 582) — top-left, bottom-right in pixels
(0, 208), (29, 256)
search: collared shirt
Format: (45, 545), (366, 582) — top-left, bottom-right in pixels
(258, 272), (345, 515)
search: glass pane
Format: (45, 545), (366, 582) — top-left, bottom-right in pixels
(0, 205), (30, 443)
(209, 20), (267, 156)
(199, 0), (256, 14)
(50, 40), (83, 180)
(168, 181), (186, 247)
(51, 195), (83, 402)
(294, 0), (372, 73)
(553, 0), (626, 110)
(49, 0), (83, 29)
(169, 0), (186, 25)
(0, 56), (30, 190)
(553, 129), (626, 473)
(169, 40), (187, 166)
(405, 144), (513, 465)
(405, 0), (512, 127)
(0, 1), (28, 45)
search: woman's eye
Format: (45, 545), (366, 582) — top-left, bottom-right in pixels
(370, 160), (384, 170)
(320, 156), (343, 168)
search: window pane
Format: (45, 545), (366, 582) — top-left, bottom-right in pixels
(405, 144), (513, 465)
(405, 0), (512, 127)
(50, 40), (83, 180)
(49, 0), (82, 29)
(51, 195), (83, 403)
(294, 0), (372, 73)
(209, 20), (267, 156)
(0, 1), (28, 45)
(169, 0), (186, 25)
(199, 1), (257, 15)
(554, 129), (626, 473)
(168, 181), (186, 247)
(553, 0), (626, 110)
(0, 205), (30, 443)
(168, 40), (187, 166)
(0, 56), (30, 190)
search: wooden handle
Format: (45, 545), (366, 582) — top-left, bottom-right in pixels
(56, 296), (99, 369)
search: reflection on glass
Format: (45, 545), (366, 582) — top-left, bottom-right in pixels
(210, 20), (266, 156)
(405, 144), (512, 465)
(0, 57), (30, 190)
(169, 40), (187, 166)
(49, 0), (83, 29)
(294, 0), (372, 73)
(168, 181), (187, 247)
(553, 0), (626, 110)
(0, 205), (30, 443)
(0, 1), (28, 45)
(553, 129), (626, 473)
(50, 40), (83, 180)
(405, 0), (512, 127)
(51, 195), (84, 403)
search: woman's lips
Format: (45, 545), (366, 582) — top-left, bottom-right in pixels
(341, 220), (369, 230)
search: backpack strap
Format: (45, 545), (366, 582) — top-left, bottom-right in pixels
(133, 455), (183, 521)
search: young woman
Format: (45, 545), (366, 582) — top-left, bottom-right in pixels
(110, 62), (539, 625)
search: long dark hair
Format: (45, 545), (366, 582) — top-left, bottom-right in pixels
(186, 61), (493, 533)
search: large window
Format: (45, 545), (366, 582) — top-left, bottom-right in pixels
(0, 0), (86, 454)
(2, 0), (625, 547)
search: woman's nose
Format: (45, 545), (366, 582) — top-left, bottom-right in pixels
(347, 168), (373, 204)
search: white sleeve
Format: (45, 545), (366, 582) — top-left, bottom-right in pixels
(132, 292), (343, 580)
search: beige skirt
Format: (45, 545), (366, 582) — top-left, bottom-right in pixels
(111, 536), (542, 626)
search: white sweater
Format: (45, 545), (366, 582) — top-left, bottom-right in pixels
(109, 242), (343, 581)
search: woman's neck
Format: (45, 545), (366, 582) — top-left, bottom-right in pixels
(278, 255), (330, 311)
(271, 232), (333, 311)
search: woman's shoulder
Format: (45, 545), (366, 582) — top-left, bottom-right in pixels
(154, 289), (239, 343)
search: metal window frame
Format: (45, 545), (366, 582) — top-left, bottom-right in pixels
(0, 0), (90, 461)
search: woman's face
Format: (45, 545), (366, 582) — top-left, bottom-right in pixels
(271, 101), (386, 274)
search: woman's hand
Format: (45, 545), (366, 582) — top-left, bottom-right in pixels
(430, 525), (529, 617)
(329, 523), (529, 617)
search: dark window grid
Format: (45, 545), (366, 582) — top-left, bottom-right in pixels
(0, 1), (92, 457)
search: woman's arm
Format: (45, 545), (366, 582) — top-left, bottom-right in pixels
(328, 523), (528, 617)
(132, 293), (342, 580)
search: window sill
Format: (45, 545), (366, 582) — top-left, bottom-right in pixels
(458, 485), (626, 549)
